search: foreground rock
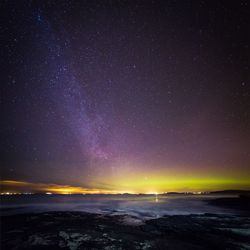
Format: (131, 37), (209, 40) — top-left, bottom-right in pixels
(206, 196), (250, 212)
(1, 212), (250, 250)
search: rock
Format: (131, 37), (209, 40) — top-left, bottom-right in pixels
(120, 215), (145, 226)
(27, 234), (51, 246)
(223, 228), (250, 236)
(59, 231), (70, 240)
(1, 212), (250, 250)
(59, 231), (91, 250)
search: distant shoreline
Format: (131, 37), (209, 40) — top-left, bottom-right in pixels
(1, 189), (250, 196)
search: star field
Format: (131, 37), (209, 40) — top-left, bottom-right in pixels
(1, 0), (249, 192)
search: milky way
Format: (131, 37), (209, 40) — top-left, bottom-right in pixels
(1, 1), (249, 192)
(37, 14), (112, 161)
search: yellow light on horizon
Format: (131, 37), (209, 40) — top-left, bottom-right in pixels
(1, 177), (250, 194)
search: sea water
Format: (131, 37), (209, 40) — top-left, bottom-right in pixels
(0, 194), (237, 218)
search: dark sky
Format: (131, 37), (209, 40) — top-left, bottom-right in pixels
(1, 0), (249, 192)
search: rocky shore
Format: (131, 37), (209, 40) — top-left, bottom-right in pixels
(1, 211), (250, 250)
(206, 195), (250, 212)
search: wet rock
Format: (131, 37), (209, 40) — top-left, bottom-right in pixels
(27, 234), (51, 246)
(59, 231), (70, 240)
(120, 215), (145, 226)
(221, 228), (250, 236)
(1, 212), (250, 250)
(59, 231), (92, 250)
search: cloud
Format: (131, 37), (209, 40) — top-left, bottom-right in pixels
(0, 180), (120, 194)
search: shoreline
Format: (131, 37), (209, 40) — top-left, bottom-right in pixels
(1, 196), (250, 249)
(206, 195), (250, 212)
(1, 211), (250, 250)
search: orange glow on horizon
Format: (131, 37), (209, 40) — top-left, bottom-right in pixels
(1, 177), (249, 194)
(0, 180), (128, 195)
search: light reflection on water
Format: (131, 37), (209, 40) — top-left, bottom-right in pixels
(155, 194), (159, 203)
(0, 194), (237, 218)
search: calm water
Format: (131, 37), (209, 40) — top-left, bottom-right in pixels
(0, 194), (237, 218)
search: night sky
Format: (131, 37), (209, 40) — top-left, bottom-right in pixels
(1, 0), (249, 193)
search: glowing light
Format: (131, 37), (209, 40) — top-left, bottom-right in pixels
(0, 180), (128, 195)
(1, 176), (250, 194)
(95, 173), (250, 193)
(155, 194), (159, 203)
